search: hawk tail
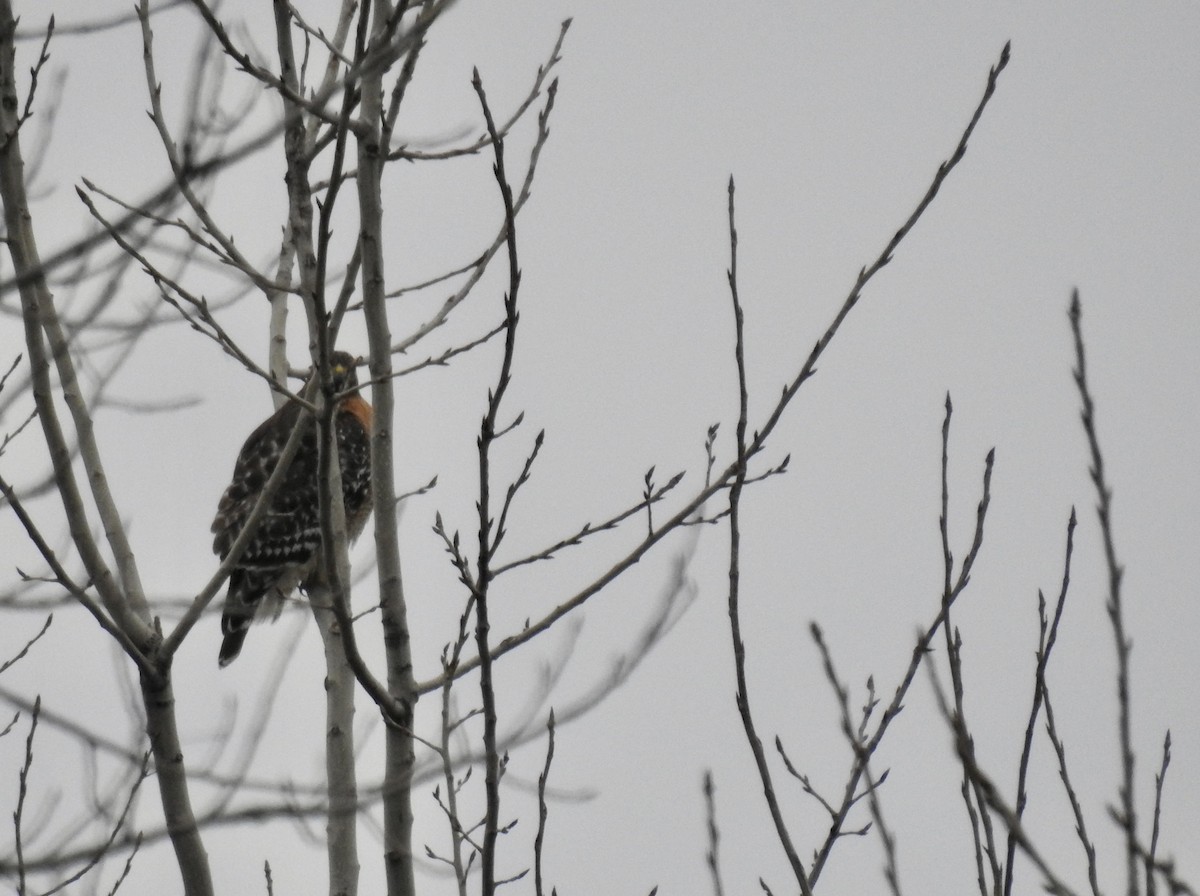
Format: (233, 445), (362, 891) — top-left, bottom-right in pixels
(218, 625), (249, 668)
(218, 568), (276, 667)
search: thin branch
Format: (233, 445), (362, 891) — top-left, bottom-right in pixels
(775, 739), (840, 819)
(491, 468), (685, 576)
(746, 43), (1011, 462)
(78, 178), (282, 297)
(388, 76), (558, 356)
(940, 394), (1001, 896)
(37, 753), (150, 896)
(702, 771), (726, 896)
(1005, 509), (1077, 896)
(417, 41), (1012, 702)
(389, 321), (506, 378)
(183, 0), (421, 135)
(102, 832), (142, 896)
(0, 3), (155, 652)
(13, 695), (39, 896)
(14, 1), (185, 39)
(0, 615), (51, 676)
(11, 14), (52, 137)
(1042, 685), (1103, 896)
(724, 177), (813, 896)
(1131, 839), (1194, 896)
(385, 18), (569, 162)
(811, 624), (902, 896)
(438, 649), (471, 896)
(0, 474), (154, 674)
(809, 437), (994, 887)
(471, 65), (522, 896)
(534, 710), (556, 896)
(929, 666), (1080, 896)
(1070, 289), (1137, 896)
(490, 429), (544, 556)
(1146, 732), (1170, 896)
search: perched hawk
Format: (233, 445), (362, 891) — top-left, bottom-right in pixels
(211, 352), (373, 667)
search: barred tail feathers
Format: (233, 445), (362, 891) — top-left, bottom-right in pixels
(218, 567), (282, 667)
(218, 625), (250, 668)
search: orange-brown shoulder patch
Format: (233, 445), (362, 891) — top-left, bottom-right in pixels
(341, 393), (374, 432)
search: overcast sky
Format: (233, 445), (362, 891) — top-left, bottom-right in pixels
(2, 2), (1198, 894)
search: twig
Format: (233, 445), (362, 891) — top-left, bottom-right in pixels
(491, 468), (685, 576)
(0, 473), (154, 674)
(0, 615), (52, 676)
(1131, 840), (1194, 896)
(437, 681), (471, 896)
(386, 19), (569, 163)
(103, 832), (142, 896)
(183, 0), (421, 134)
(491, 430), (545, 557)
(0, 352), (21, 395)
(1042, 686), (1102, 896)
(703, 771), (725, 896)
(743, 43), (1011, 467)
(78, 178), (282, 296)
(775, 739), (840, 819)
(929, 665), (1079, 896)
(534, 711), (556, 896)
(388, 321), (506, 379)
(388, 75), (558, 356)
(437, 575), (480, 896)
(1070, 289), (1138, 896)
(471, 64), (522, 896)
(0, 12), (54, 150)
(724, 177), (813, 896)
(14, 1), (185, 39)
(811, 624), (902, 896)
(0, 2), (157, 648)
(1005, 509), (1077, 896)
(1146, 732), (1170, 896)
(939, 394), (1001, 896)
(38, 753), (151, 896)
(13, 695), (40, 896)
(809, 429), (994, 887)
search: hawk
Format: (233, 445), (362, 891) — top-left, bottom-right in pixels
(211, 352), (373, 667)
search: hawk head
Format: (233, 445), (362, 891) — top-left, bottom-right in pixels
(323, 351), (362, 394)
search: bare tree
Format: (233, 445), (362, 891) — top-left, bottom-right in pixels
(0, 4), (1193, 896)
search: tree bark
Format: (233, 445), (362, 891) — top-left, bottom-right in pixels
(357, 4), (418, 894)
(140, 669), (215, 896)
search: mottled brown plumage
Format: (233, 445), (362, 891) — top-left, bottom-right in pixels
(212, 352), (373, 667)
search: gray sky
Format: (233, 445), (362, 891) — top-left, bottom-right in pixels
(1, 2), (1198, 894)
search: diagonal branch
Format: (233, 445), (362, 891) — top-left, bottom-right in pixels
(0, 3), (155, 655)
(929, 664), (1080, 896)
(417, 41), (1013, 699)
